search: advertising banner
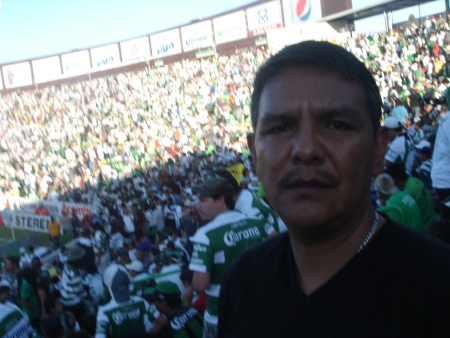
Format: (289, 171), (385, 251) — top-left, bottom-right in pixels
(246, 0), (283, 37)
(150, 29), (182, 58)
(267, 22), (341, 50)
(213, 11), (248, 45)
(0, 196), (37, 212)
(8, 212), (51, 234)
(181, 21), (214, 52)
(282, 0), (322, 25)
(61, 50), (91, 76)
(120, 36), (151, 63)
(32, 56), (62, 84)
(2, 62), (33, 89)
(90, 43), (120, 70)
(17, 200), (91, 220)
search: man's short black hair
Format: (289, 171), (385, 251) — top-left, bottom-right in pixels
(251, 40), (382, 136)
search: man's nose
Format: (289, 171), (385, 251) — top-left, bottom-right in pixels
(290, 126), (323, 165)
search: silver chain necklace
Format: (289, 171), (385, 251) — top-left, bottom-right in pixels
(356, 212), (380, 254)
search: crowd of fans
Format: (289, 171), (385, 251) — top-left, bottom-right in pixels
(1, 13), (450, 338)
(1, 16), (450, 201)
(0, 47), (269, 200)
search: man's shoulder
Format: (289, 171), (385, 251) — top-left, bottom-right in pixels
(196, 211), (249, 234)
(97, 299), (119, 315)
(227, 232), (290, 270)
(98, 297), (146, 314)
(376, 218), (450, 269)
(389, 134), (407, 147)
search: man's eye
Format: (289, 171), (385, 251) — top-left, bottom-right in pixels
(268, 124), (291, 134)
(329, 121), (351, 130)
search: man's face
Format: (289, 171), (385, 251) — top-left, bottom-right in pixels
(196, 195), (223, 222)
(248, 66), (385, 239)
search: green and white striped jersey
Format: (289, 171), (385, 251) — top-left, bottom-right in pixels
(60, 263), (87, 307)
(189, 211), (268, 318)
(93, 230), (110, 257)
(95, 296), (159, 338)
(0, 302), (32, 338)
(235, 189), (279, 234)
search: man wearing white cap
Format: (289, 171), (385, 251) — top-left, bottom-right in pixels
(18, 247), (31, 269)
(95, 264), (165, 338)
(0, 280), (33, 338)
(383, 116), (416, 176)
(374, 173), (424, 231)
(414, 140), (433, 189)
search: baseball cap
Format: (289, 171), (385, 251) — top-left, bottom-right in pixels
(147, 281), (180, 302)
(375, 173), (399, 196)
(103, 264), (131, 303)
(0, 280), (11, 290)
(125, 260), (144, 273)
(383, 116), (402, 129)
(192, 177), (234, 198)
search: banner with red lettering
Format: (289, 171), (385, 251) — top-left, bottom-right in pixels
(8, 199), (91, 220)
(246, 0), (283, 37)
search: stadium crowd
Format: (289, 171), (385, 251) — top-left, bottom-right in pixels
(1, 13), (450, 338)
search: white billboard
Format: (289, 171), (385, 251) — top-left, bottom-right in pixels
(214, 11), (248, 45)
(91, 43), (120, 70)
(8, 212), (51, 234)
(32, 56), (62, 84)
(2, 62), (33, 89)
(246, 0), (283, 37)
(150, 29), (182, 58)
(61, 50), (91, 76)
(120, 36), (151, 63)
(282, 0), (322, 25)
(0, 69), (3, 90)
(181, 21), (214, 52)
(267, 22), (342, 50)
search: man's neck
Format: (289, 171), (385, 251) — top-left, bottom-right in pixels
(289, 206), (383, 296)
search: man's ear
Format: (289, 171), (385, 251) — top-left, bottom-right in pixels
(247, 133), (257, 167)
(373, 126), (389, 177)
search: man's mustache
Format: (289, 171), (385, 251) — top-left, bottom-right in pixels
(277, 169), (339, 189)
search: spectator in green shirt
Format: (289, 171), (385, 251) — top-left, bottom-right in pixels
(149, 281), (203, 338)
(20, 267), (40, 331)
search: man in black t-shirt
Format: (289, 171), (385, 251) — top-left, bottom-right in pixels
(218, 41), (450, 338)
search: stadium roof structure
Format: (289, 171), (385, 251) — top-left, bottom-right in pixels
(321, 0), (442, 23)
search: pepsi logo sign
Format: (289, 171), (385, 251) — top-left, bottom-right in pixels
(296, 0), (311, 22)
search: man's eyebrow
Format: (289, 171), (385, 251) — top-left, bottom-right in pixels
(259, 113), (297, 126)
(259, 106), (365, 125)
(315, 106), (366, 121)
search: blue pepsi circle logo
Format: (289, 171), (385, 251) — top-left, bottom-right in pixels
(296, 0), (311, 22)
